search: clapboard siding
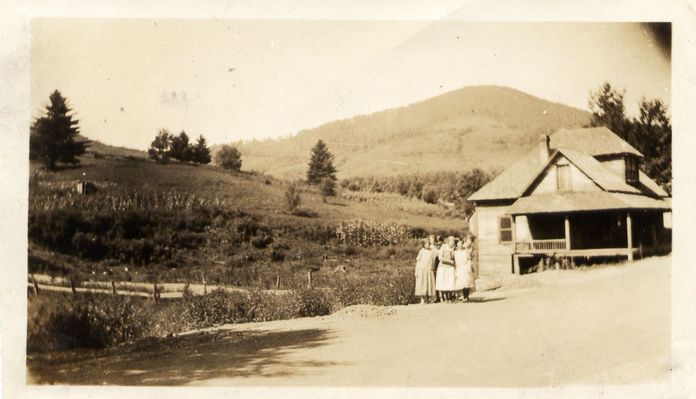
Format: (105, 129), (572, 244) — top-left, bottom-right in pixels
(473, 203), (514, 275)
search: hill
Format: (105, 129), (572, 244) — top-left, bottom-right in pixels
(28, 144), (465, 286)
(230, 86), (591, 179)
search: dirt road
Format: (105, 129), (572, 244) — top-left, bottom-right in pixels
(28, 256), (670, 387)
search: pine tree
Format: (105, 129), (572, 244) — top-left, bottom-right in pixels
(193, 135), (211, 164)
(306, 140), (337, 185)
(30, 90), (87, 170)
(169, 131), (192, 161)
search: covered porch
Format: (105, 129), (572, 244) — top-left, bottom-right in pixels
(506, 192), (671, 274)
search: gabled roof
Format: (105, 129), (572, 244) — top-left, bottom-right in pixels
(468, 127), (658, 202)
(507, 191), (671, 215)
(637, 171), (669, 198)
(554, 148), (641, 194)
(468, 146), (547, 202)
(550, 127), (643, 157)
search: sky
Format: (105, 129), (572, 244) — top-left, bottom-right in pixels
(31, 20), (671, 150)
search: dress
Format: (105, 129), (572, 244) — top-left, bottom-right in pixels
(414, 248), (436, 297)
(435, 244), (456, 291)
(454, 248), (474, 290)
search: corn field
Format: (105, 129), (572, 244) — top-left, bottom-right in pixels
(335, 220), (412, 246)
(30, 189), (227, 212)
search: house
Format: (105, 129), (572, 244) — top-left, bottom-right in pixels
(467, 127), (671, 275)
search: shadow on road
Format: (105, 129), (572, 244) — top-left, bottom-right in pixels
(467, 296), (506, 303)
(28, 327), (339, 386)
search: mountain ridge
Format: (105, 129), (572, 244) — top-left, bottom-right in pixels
(227, 85), (592, 179)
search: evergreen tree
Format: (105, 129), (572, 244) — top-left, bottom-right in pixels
(30, 90), (87, 170)
(193, 135), (212, 164)
(148, 129), (173, 164)
(635, 98), (671, 193)
(306, 140), (337, 185)
(588, 83), (630, 141)
(169, 131), (192, 161)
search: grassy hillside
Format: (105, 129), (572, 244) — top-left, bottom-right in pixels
(29, 145), (465, 287)
(230, 85), (591, 179)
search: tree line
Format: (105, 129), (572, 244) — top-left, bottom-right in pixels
(148, 129), (211, 165)
(587, 82), (672, 193)
(340, 169), (492, 215)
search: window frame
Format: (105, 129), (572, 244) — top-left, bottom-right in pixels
(556, 163), (571, 191)
(625, 155), (639, 185)
(498, 215), (513, 244)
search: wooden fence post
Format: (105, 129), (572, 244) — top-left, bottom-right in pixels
(30, 274), (39, 297)
(276, 275), (280, 289)
(307, 270), (312, 288)
(153, 282), (159, 303)
(70, 277), (77, 296)
(111, 280), (117, 296)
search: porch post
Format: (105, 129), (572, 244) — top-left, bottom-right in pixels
(511, 215), (517, 274)
(511, 215), (517, 251)
(626, 212), (634, 261)
(564, 214), (571, 252)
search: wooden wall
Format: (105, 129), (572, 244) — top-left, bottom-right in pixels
(473, 202), (515, 276)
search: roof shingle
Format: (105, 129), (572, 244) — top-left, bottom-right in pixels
(549, 127), (643, 157)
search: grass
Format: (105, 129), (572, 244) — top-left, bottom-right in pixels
(27, 143), (469, 352)
(28, 149), (466, 286)
(27, 268), (416, 353)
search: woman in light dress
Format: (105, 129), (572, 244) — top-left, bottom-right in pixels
(414, 238), (437, 304)
(454, 234), (476, 301)
(435, 236), (457, 303)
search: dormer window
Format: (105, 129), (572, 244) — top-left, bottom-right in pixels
(625, 155), (639, 185)
(556, 164), (571, 191)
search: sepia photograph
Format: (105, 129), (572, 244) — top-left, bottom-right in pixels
(2, 1), (696, 398)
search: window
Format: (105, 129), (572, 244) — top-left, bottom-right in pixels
(556, 164), (571, 191)
(626, 156), (639, 185)
(499, 216), (513, 243)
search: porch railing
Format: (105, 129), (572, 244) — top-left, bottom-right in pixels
(516, 239), (567, 253)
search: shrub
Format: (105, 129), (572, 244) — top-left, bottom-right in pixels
(422, 189), (438, 204)
(291, 207), (318, 218)
(250, 233), (274, 249)
(27, 294), (161, 352)
(215, 145), (243, 171)
(320, 177), (336, 200)
(269, 243), (288, 262)
(284, 183), (302, 211)
(71, 231), (107, 260)
(332, 270), (416, 307)
(182, 289), (250, 328)
(295, 288), (333, 317)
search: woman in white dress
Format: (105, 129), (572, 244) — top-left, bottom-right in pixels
(435, 236), (457, 302)
(414, 238), (436, 303)
(454, 238), (474, 301)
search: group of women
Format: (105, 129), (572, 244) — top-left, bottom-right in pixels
(414, 234), (478, 304)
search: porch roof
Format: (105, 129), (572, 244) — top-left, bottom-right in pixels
(506, 191), (671, 215)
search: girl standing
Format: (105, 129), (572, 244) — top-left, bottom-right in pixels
(454, 237), (474, 301)
(435, 236), (457, 302)
(414, 238), (436, 304)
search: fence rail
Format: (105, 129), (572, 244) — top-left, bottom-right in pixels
(516, 239), (567, 253)
(27, 273), (293, 300)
